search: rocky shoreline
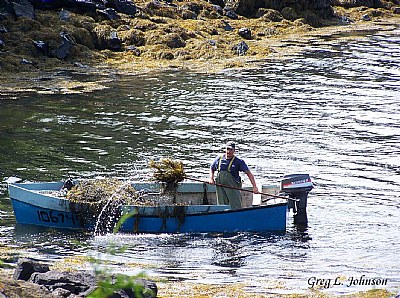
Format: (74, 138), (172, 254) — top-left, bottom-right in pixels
(0, 0), (400, 74)
(0, 258), (157, 297)
(1, 261), (397, 297)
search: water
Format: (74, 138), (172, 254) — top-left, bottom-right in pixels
(1, 29), (400, 295)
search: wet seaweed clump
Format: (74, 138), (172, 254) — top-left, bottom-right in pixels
(149, 158), (186, 194)
(66, 178), (142, 233)
(66, 178), (138, 205)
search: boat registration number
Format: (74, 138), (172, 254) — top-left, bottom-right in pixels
(37, 210), (80, 225)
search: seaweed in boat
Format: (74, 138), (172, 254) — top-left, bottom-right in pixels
(149, 158), (186, 198)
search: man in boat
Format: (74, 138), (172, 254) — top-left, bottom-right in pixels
(209, 141), (259, 209)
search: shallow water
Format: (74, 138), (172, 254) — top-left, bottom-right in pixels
(1, 29), (400, 295)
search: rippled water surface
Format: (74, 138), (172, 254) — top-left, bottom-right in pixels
(1, 30), (400, 295)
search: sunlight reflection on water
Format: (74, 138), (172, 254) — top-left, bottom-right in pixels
(0, 30), (400, 295)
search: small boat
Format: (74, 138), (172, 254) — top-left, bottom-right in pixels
(7, 175), (312, 233)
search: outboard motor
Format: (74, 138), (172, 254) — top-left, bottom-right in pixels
(281, 174), (313, 224)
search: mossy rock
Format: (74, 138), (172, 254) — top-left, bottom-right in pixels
(91, 24), (120, 50)
(119, 28), (146, 46)
(256, 8), (284, 21)
(282, 6), (298, 20)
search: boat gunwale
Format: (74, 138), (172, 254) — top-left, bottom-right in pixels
(8, 182), (288, 218)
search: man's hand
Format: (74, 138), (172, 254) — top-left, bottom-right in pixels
(253, 186), (259, 194)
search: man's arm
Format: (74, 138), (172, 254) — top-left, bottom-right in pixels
(209, 168), (215, 184)
(245, 170), (259, 194)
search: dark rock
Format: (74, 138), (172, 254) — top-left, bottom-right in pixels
(238, 27), (251, 39)
(55, 31), (74, 59)
(92, 25), (122, 51)
(159, 51), (174, 59)
(209, 0), (224, 7)
(339, 15), (353, 23)
(21, 58), (35, 65)
(0, 12), (10, 21)
(33, 40), (49, 56)
(224, 8), (238, 19)
(29, 270), (96, 294)
(180, 2), (203, 18)
(208, 39), (216, 46)
(73, 61), (89, 68)
(210, 28), (218, 35)
(11, 0), (35, 19)
(58, 8), (70, 21)
(98, 7), (121, 20)
(393, 7), (400, 14)
(126, 45), (141, 56)
(109, 31), (122, 50)
(211, 4), (223, 15)
(14, 258), (50, 281)
(281, 6), (297, 20)
(145, 0), (163, 9)
(361, 13), (371, 20)
(232, 41), (248, 55)
(1, 271), (54, 298)
(183, 1), (202, 14)
(221, 20), (233, 31)
(180, 8), (197, 19)
(11, 258), (157, 298)
(107, 0), (137, 16)
(29, 0), (96, 13)
(71, 0), (97, 14)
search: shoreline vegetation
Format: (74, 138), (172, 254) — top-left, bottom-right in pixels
(0, 0), (400, 77)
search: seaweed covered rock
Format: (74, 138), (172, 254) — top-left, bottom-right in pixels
(0, 0), (399, 72)
(91, 24), (122, 50)
(9, 258), (158, 298)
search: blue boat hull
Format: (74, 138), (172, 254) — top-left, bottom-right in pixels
(120, 204), (287, 233)
(8, 182), (288, 233)
(11, 198), (87, 230)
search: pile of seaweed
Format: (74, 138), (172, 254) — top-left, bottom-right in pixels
(149, 158), (186, 195)
(66, 178), (139, 205)
(64, 160), (187, 232)
(66, 178), (143, 233)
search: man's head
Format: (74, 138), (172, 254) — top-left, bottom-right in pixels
(225, 141), (235, 158)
